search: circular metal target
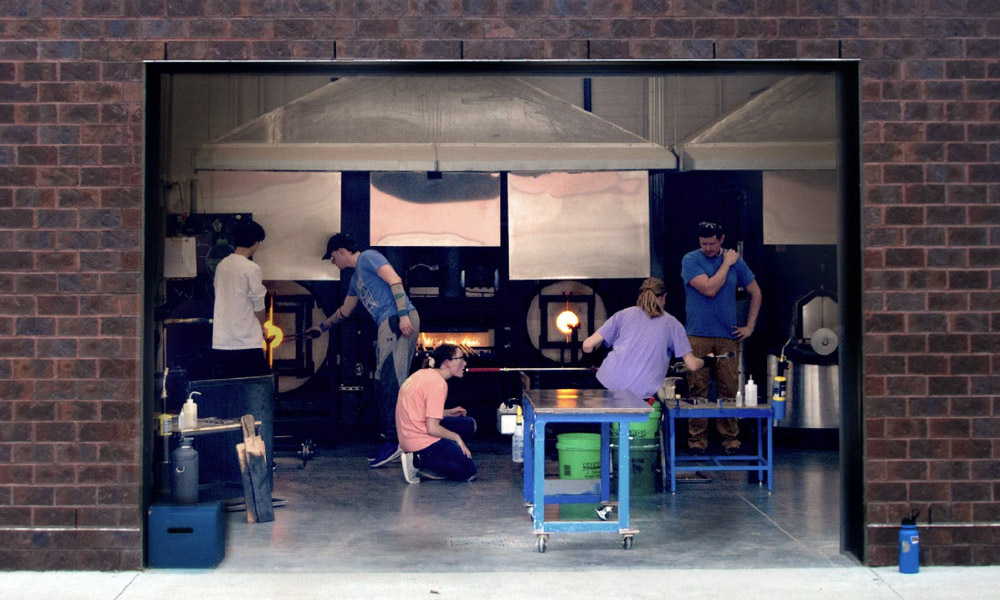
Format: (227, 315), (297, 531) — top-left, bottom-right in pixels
(525, 281), (606, 364)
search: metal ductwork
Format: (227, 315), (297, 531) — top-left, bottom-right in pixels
(675, 74), (837, 171)
(194, 76), (676, 173)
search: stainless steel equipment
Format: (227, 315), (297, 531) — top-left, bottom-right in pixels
(771, 289), (839, 429)
(768, 354), (839, 428)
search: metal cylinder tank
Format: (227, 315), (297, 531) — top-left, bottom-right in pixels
(768, 354), (839, 429)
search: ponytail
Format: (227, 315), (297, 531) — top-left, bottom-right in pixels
(636, 277), (666, 318)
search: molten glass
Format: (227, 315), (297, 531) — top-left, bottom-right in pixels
(262, 297), (283, 368)
(555, 310), (580, 335)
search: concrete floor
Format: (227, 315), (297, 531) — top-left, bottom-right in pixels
(4, 441), (1000, 598)
(216, 442), (851, 571)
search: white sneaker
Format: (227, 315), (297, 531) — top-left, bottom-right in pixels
(401, 452), (420, 484)
(417, 469), (446, 480)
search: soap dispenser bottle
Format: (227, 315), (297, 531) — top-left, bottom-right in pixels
(744, 377), (757, 407)
(179, 391), (200, 430)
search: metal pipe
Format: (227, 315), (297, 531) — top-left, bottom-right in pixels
(465, 367), (594, 373)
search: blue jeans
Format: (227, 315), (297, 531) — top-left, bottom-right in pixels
(414, 416), (477, 482)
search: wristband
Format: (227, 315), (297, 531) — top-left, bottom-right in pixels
(319, 321), (330, 332)
(390, 282), (408, 316)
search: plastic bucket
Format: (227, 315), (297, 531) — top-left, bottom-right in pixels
(556, 433), (602, 480)
(612, 440), (659, 496)
(611, 402), (662, 439)
(558, 503), (600, 521)
(629, 442), (659, 496)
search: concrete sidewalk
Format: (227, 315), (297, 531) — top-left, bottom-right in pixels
(2, 566), (999, 600)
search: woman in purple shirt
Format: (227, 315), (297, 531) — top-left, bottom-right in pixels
(582, 278), (704, 400)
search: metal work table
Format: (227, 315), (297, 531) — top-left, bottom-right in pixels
(522, 388), (652, 552)
(663, 398), (774, 493)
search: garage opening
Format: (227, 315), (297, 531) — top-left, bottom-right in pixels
(142, 61), (862, 567)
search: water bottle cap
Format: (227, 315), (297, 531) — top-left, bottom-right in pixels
(901, 509), (919, 526)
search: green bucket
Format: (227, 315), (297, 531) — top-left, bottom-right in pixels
(612, 440), (660, 496)
(558, 503), (600, 521)
(556, 433), (602, 480)
(628, 442), (659, 496)
(611, 402), (662, 440)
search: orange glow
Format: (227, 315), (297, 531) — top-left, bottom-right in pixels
(555, 389), (579, 408)
(263, 297), (283, 368)
(555, 310), (580, 335)
(419, 331), (491, 351)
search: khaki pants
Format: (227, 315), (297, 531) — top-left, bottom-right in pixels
(375, 309), (420, 442)
(687, 336), (740, 450)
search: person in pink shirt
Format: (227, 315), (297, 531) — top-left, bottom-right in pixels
(396, 343), (477, 483)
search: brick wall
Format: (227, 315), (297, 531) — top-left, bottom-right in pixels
(1, 2), (998, 569)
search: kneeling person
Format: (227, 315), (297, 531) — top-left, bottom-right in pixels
(395, 344), (477, 483)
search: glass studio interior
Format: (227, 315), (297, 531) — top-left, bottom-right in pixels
(144, 61), (862, 563)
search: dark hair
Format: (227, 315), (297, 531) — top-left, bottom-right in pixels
(697, 221), (724, 238)
(322, 232), (359, 259)
(232, 220), (265, 248)
(428, 343), (462, 368)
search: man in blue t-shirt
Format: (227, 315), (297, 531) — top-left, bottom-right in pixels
(309, 233), (420, 468)
(681, 221), (762, 454)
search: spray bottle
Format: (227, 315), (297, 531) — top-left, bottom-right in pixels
(512, 405), (524, 463)
(178, 391), (200, 430)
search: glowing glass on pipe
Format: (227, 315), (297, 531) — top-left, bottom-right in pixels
(555, 310), (579, 339)
(262, 296), (284, 368)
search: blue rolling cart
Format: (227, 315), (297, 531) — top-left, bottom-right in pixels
(522, 388), (652, 552)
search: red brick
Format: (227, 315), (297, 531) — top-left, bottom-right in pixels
(910, 438), (951, 459)
(886, 460), (928, 480)
(908, 396), (950, 417)
(928, 460), (971, 480)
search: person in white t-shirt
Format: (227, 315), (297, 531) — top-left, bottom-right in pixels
(212, 219), (271, 379)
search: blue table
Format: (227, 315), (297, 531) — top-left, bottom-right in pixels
(664, 399), (774, 493)
(522, 388), (652, 552)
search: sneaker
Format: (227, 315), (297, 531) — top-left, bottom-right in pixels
(401, 452), (420, 484)
(369, 442), (402, 468)
(724, 446), (741, 456)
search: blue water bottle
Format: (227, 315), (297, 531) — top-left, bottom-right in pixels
(899, 509), (920, 574)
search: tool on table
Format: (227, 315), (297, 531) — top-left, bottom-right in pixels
(669, 351), (736, 374)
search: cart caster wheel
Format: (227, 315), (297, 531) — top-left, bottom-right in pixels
(622, 535), (634, 550)
(536, 535), (548, 553)
(596, 506), (614, 521)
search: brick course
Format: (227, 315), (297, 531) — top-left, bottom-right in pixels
(1, 2), (999, 570)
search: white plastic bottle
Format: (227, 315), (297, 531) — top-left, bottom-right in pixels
(512, 406), (524, 463)
(179, 391), (200, 430)
(744, 377), (757, 407)
(735, 390), (743, 406)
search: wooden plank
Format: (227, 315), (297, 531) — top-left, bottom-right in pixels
(236, 443), (258, 524)
(237, 413), (274, 523)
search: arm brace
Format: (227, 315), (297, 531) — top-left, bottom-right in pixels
(390, 282), (408, 317)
